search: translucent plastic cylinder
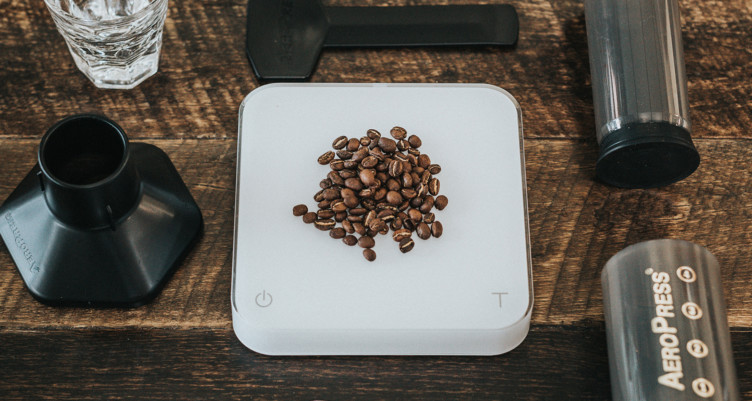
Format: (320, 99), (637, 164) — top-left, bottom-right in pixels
(585, 0), (699, 188)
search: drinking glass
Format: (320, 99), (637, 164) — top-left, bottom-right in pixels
(44, 0), (169, 89)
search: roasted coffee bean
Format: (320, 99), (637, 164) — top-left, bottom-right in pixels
(335, 211), (347, 222)
(377, 203), (399, 212)
(420, 195), (434, 214)
(343, 160), (358, 169)
(416, 222), (431, 240)
(349, 207), (366, 216)
(320, 178), (332, 189)
(397, 139), (410, 151)
(431, 221), (443, 238)
(361, 156), (378, 168)
(428, 164), (441, 174)
(429, 178), (440, 195)
(375, 162), (388, 172)
(314, 219), (335, 230)
(378, 137), (397, 153)
(342, 220), (354, 233)
(415, 182), (428, 198)
(331, 199), (347, 212)
(330, 159), (345, 171)
(330, 227), (346, 239)
(344, 178), (363, 191)
(347, 215), (364, 223)
(344, 196), (360, 208)
(302, 212), (317, 224)
(398, 200), (410, 211)
(404, 219), (416, 230)
(340, 188), (355, 199)
(435, 195), (448, 210)
(410, 197), (422, 208)
(391, 216), (403, 230)
(328, 171), (344, 186)
(407, 135), (422, 148)
(353, 222), (367, 235)
(402, 160), (412, 174)
(400, 188), (417, 199)
(385, 178), (400, 192)
(364, 210), (377, 227)
(314, 189), (325, 202)
(369, 147), (386, 161)
(408, 208), (422, 222)
(369, 218), (386, 232)
(362, 198), (376, 210)
(369, 140), (379, 150)
(343, 235), (358, 246)
(352, 147), (369, 162)
(390, 126), (407, 140)
(421, 170), (431, 185)
(359, 169), (376, 186)
(293, 204), (308, 216)
(377, 209), (395, 219)
(318, 151), (335, 165)
(418, 154), (431, 169)
(318, 200), (331, 209)
(366, 228), (378, 237)
(323, 188), (340, 200)
(401, 172), (413, 188)
(414, 166), (425, 175)
(407, 154), (418, 166)
(393, 228), (411, 242)
(376, 172), (388, 182)
(373, 187), (387, 201)
(397, 212), (409, 221)
(337, 150), (353, 160)
(339, 169), (358, 179)
(358, 236), (375, 249)
(399, 237), (415, 253)
(388, 159), (403, 177)
(363, 248), (377, 261)
(347, 138), (361, 152)
(357, 188), (373, 199)
(411, 172), (421, 186)
(408, 148), (420, 156)
(367, 129), (381, 140)
(317, 209), (335, 219)
(424, 212), (435, 223)
(332, 135), (348, 149)
(386, 190), (403, 205)
(360, 136), (371, 147)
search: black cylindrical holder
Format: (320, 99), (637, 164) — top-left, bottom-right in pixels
(585, 0), (700, 188)
(0, 115), (203, 306)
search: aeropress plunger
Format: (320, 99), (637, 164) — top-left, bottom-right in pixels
(0, 115), (202, 306)
(585, 0), (700, 188)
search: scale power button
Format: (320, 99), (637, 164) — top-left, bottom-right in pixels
(255, 290), (273, 307)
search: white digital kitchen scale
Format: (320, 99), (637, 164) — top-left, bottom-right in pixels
(232, 83), (532, 355)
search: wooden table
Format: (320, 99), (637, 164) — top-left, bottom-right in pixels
(1, 0), (750, 399)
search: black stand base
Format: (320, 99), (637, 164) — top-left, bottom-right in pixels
(0, 115), (202, 307)
(596, 122), (700, 189)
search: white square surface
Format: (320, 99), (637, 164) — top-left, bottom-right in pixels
(232, 83), (532, 355)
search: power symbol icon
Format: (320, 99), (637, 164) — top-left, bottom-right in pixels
(255, 290), (273, 307)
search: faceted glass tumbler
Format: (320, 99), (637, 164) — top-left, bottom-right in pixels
(44, 0), (169, 89)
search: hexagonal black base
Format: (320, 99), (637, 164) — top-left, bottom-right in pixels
(0, 143), (202, 307)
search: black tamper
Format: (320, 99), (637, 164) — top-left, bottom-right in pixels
(602, 240), (740, 400)
(0, 114), (202, 306)
(585, 0), (700, 188)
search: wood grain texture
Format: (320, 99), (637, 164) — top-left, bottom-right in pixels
(0, 0), (750, 140)
(1, 139), (751, 329)
(0, 327), (749, 400)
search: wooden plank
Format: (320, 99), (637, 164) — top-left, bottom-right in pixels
(0, 0), (749, 140)
(0, 326), (748, 400)
(0, 138), (751, 329)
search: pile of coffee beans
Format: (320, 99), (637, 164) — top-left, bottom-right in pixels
(293, 127), (448, 261)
